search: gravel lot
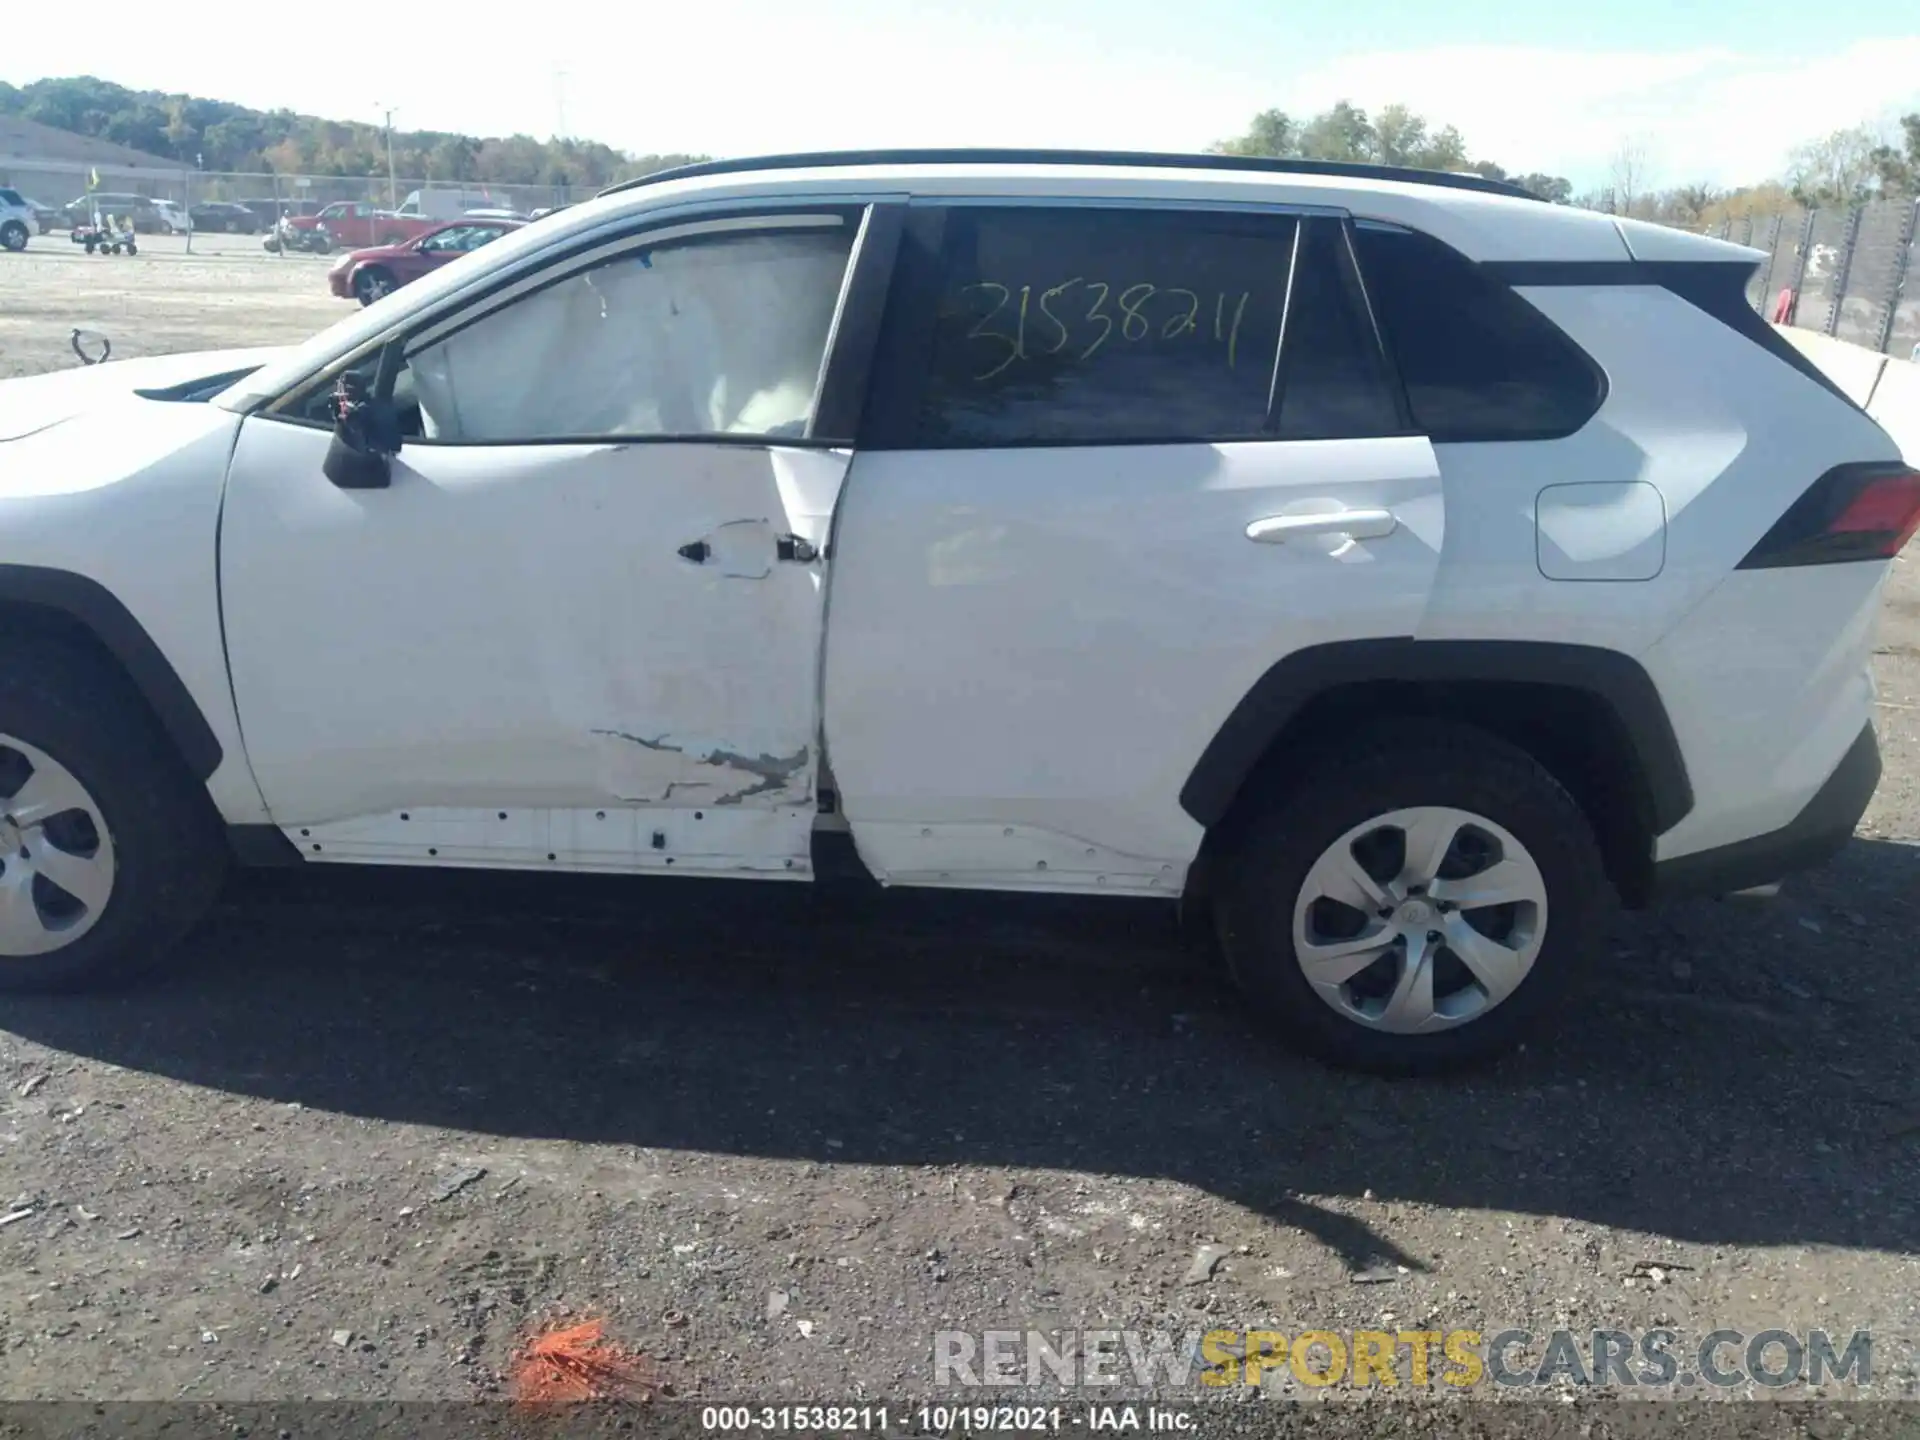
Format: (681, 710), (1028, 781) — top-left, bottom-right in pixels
(0, 232), (341, 379)
(1, 236), (1919, 1410)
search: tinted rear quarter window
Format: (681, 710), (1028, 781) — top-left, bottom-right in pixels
(1350, 222), (1604, 441)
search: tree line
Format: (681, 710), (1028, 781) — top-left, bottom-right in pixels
(1208, 101), (1573, 204)
(1209, 101), (1920, 226)
(0, 75), (703, 188)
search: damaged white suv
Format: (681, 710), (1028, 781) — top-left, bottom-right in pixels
(0, 150), (1911, 1072)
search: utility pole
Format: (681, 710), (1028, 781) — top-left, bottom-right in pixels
(377, 104), (398, 208)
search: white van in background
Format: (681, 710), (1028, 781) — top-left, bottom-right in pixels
(393, 188), (503, 221)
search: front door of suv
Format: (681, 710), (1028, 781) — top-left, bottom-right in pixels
(824, 203), (1445, 893)
(219, 204), (900, 876)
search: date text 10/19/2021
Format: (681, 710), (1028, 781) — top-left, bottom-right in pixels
(700, 1406), (1193, 1432)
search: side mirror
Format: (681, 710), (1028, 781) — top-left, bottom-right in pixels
(322, 372), (402, 490)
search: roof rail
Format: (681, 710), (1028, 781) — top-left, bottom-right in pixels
(596, 148), (1541, 201)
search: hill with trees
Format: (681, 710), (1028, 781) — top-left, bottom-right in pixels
(0, 75), (701, 188)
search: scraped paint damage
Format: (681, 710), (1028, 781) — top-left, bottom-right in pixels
(592, 729), (811, 806)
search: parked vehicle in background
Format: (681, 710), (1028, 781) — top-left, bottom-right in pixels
(64, 194), (171, 234)
(189, 201), (261, 234)
(153, 200), (189, 235)
(241, 198), (319, 230)
(5, 193), (62, 234)
(394, 188), (504, 222)
(328, 218), (523, 304)
(0, 188), (36, 250)
(278, 201), (436, 255)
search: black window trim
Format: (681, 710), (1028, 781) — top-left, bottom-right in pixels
(860, 200), (1417, 453)
(1262, 219), (1305, 428)
(265, 201), (899, 450)
(1261, 215), (1419, 443)
(1338, 218), (1416, 434)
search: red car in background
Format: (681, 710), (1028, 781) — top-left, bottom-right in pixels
(277, 200), (436, 254)
(327, 218), (525, 305)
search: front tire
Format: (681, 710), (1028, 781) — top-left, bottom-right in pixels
(0, 638), (227, 993)
(1216, 722), (1606, 1075)
(0, 220), (27, 252)
(353, 266), (396, 305)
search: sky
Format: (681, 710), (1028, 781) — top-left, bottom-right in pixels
(6, 1), (1919, 189)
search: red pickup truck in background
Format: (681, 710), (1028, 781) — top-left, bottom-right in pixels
(267, 201), (437, 255)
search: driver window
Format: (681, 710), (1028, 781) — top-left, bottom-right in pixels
(403, 221), (856, 444)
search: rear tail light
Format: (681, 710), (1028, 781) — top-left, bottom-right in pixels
(1738, 462), (1920, 569)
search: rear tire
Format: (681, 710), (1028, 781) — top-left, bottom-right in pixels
(1215, 721), (1606, 1075)
(0, 637), (227, 993)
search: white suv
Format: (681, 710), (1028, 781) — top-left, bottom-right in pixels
(0, 150), (1911, 1072)
(0, 187), (36, 251)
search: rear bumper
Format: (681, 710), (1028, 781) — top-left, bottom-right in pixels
(1649, 723), (1880, 901)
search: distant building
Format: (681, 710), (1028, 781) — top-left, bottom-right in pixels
(0, 113), (182, 208)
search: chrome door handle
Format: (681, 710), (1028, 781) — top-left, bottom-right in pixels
(1245, 509), (1397, 544)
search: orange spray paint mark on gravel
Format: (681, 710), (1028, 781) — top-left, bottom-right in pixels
(511, 1317), (654, 1405)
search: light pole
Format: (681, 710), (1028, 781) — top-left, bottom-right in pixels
(377, 105), (398, 209)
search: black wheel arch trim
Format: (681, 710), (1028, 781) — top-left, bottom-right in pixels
(0, 565), (224, 781)
(227, 823), (305, 866)
(1179, 638), (1694, 834)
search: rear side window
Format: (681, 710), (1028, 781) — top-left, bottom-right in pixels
(1350, 222), (1604, 442)
(0, 190), (22, 207)
(913, 207), (1292, 445)
(901, 207), (1404, 447)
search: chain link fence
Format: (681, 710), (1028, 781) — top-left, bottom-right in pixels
(181, 170), (583, 220)
(15, 163), (588, 230)
(1708, 198), (1920, 361)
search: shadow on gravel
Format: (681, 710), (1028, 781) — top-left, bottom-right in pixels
(5, 835), (1920, 1272)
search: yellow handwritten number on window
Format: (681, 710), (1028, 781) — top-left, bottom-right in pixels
(957, 282), (1256, 377)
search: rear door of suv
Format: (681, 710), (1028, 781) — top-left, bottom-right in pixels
(824, 198), (1444, 893)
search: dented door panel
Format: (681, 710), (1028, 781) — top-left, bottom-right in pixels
(823, 437), (1444, 892)
(221, 418), (843, 848)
